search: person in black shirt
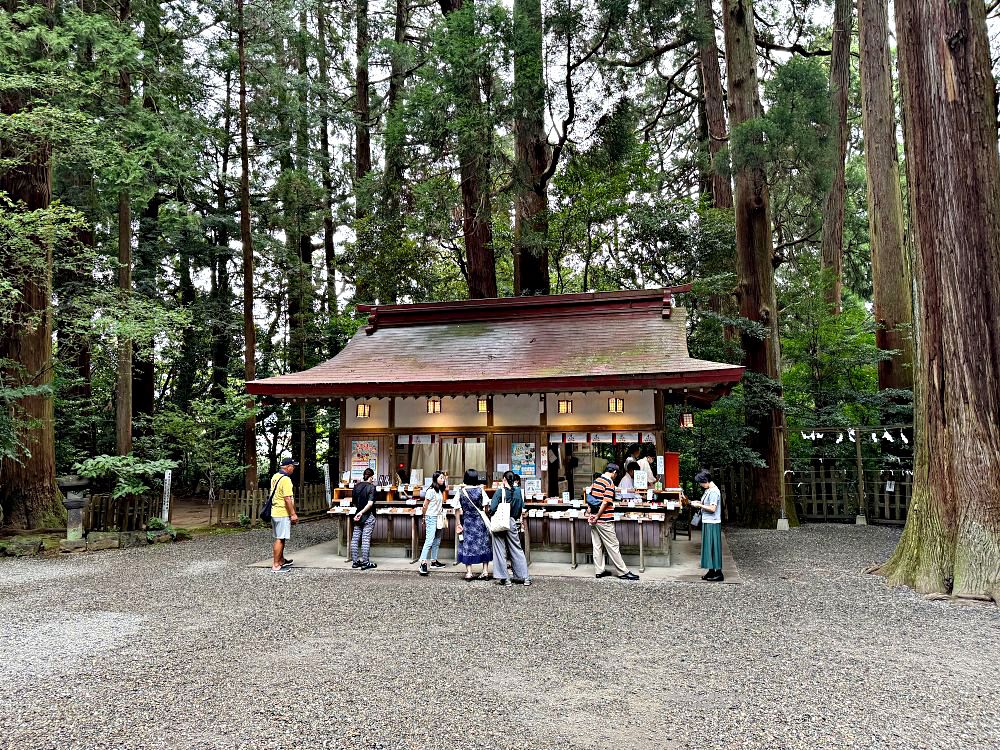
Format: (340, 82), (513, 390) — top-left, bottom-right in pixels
(351, 468), (377, 570)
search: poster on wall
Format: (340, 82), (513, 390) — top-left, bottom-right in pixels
(511, 442), (536, 477)
(351, 439), (378, 481)
(615, 431), (639, 444)
(641, 431), (657, 444)
(565, 432), (589, 444)
(590, 432), (613, 443)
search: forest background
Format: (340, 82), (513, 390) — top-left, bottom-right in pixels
(3, 0), (998, 556)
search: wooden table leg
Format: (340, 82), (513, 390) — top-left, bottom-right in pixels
(638, 519), (645, 573)
(410, 514), (418, 563)
(570, 519), (577, 569)
(345, 515), (353, 561)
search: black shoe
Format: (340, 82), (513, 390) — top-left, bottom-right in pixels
(713, 572), (725, 582)
(418, 562), (429, 576)
(362, 561), (377, 571)
(701, 571), (714, 580)
(618, 572), (640, 581)
(351, 561), (362, 569)
(281, 558), (293, 566)
(430, 560), (446, 569)
(595, 571), (614, 579)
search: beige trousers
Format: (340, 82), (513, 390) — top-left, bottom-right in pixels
(590, 521), (628, 575)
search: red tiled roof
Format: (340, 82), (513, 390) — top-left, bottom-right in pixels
(247, 288), (744, 399)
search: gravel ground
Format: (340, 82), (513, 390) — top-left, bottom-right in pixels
(2, 521), (998, 750)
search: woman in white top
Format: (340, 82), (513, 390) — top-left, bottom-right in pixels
(690, 470), (724, 582)
(417, 471), (447, 576)
(618, 461), (638, 495)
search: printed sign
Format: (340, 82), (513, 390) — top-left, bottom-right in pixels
(590, 432), (613, 443)
(397, 435), (411, 445)
(161, 469), (172, 522)
(411, 434), (433, 445)
(634, 469), (649, 491)
(641, 431), (657, 444)
(615, 431), (639, 444)
(409, 468), (424, 486)
(656, 455), (665, 476)
(565, 432), (589, 444)
(524, 478), (542, 497)
(351, 440), (378, 481)
(511, 442), (536, 477)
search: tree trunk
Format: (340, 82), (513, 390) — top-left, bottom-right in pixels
(351, 0), (376, 305)
(0, 83), (61, 530)
(132, 195), (159, 427)
(237, 0), (258, 491)
(877, 0), (1000, 602)
(440, 0), (497, 299)
(695, 0), (733, 210)
(512, 0), (550, 296)
(317, 0), (339, 342)
(819, 0), (852, 313)
(211, 68), (234, 400)
(721, 0), (791, 527)
(115, 0), (132, 456)
(859, 0), (913, 392)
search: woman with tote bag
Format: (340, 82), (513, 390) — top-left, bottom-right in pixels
(486, 471), (531, 587)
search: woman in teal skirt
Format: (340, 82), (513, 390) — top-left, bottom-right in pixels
(692, 470), (724, 582)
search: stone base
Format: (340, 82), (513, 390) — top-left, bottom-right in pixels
(776, 518), (790, 531)
(1, 538), (43, 557)
(60, 539), (87, 553)
(855, 514), (868, 526)
(87, 537), (120, 551)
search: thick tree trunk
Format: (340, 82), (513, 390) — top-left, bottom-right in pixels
(132, 196), (159, 426)
(695, 0), (733, 210)
(721, 0), (792, 527)
(877, 0), (1000, 602)
(237, 0), (258, 491)
(440, 0), (497, 299)
(819, 0), (852, 313)
(0, 88), (61, 530)
(512, 0), (550, 296)
(211, 69), (234, 400)
(859, 0), (914, 392)
(116, 0), (132, 456)
(317, 0), (339, 340)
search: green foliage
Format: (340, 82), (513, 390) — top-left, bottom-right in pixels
(73, 454), (177, 500)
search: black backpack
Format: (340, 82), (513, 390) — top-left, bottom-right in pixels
(258, 476), (281, 523)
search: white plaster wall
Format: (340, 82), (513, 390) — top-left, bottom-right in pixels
(394, 396), (488, 429)
(545, 390), (656, 427)
(346, 397), (389, 428)
(494, 394), (541, 427)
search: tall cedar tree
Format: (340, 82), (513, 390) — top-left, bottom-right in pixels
(721, 0), (790, 526)
(877, 0), (1000, 601)
(116, 0), (133, 455)
(819, 0), (852, 312)
(512, 0), (551, 295)
(439, 0), (497, 298)
(858, 0), (913, 392)
(695, 0), (733, 210)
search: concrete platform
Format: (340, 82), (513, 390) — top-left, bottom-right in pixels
(253, 528), (741, 583)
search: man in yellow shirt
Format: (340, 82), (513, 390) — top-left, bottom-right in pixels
(270, 458), (299, 573)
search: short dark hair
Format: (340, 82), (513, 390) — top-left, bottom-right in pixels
(605, 462), (620, 477)
(627, 443), (641, 455)
(502, 470), (520, 486)
(695, 470), (712, 483)
(463, 468), (479, 486)
(644, 445), (657, 458)
(624, 461), (639, 474)
(363, 468), (374, 480)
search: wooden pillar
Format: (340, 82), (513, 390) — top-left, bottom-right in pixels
(299, 403), (306, 492)
(338, 399), (347, 482)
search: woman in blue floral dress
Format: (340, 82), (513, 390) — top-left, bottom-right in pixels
(454, 469), (492, 580)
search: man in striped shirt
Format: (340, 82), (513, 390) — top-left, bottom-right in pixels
(587, 463), (639, 581)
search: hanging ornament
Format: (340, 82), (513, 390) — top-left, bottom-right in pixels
(900, 432), (909, 445)
(801, 432), (809, 440)
(848, 429), (856, 442)
(836, 433), (844, 444)
(871, 432), (879, 443)
(882, 430), (894, 442)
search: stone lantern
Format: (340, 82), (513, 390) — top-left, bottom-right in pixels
(57, 475), (89, 547)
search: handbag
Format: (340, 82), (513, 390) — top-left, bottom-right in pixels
(437, 511), (449, 531)
(259, 476), (281, 523)
(487, 488), (512, 533)
(690, 510), (702, 528)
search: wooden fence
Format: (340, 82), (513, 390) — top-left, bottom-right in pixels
(84, 494), (157, 532)
(216, 483), (330, 525)
(716, 465), (911, 525)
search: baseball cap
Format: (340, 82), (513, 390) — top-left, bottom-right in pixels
(280, 458), (300, 467)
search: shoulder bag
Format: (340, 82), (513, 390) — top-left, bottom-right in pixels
(481, 488), (511, 534)
(259, 476), (281, 523)
(433, 490), (449, 531)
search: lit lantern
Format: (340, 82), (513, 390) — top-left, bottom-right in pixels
(679, 413), (694, 429)
(427, 398), (442, 414)
(557, 399), (573, 414)
(356, 402), (371, 419)
(608, 397), (624, 414)
(477, 398), (488, 413)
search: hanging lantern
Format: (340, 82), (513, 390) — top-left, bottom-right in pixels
(477, 398), (488, 414)
(679, 413), (694, 429)
(355, 402), (371, 419)
(427, 398), (442, 414)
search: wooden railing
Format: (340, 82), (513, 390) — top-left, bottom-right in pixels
(84, 494), (156, 532)
(216, 483), (330, 525)
(716, 465), (911, 525)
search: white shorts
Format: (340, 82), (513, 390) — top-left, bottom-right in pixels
(271, 517), (291, 540)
